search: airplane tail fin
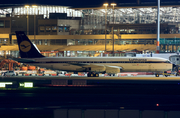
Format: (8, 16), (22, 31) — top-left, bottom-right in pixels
(15, 31), (45, 58)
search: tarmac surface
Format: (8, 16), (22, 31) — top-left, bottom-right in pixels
(1, 75), (180, 118)
(1, 75), (180, 85)
(1, 74), (180, 80)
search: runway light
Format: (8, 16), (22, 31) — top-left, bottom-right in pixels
(24, 82), (33, 88)
(0, 82), (12, 87)
(19, 83), (24, 87)
(156, 103), (159, 106)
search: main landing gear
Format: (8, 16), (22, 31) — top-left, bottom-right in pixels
(87, 72), (99, 77)
(155, 73), (160, 77)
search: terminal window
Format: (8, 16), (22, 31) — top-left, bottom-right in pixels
(40, 26), (45, 32)
(0, 20), (4, 28)
(46, 26), (51, 32)
(52, 26), (57, 32)
(64, 27), (70, 32)
(5, 20), (10, 28)
(59, 27), (63, 32)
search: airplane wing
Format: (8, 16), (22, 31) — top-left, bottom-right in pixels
(69, 62), (122, 69)
(68, 63), (89, 67)
(69, 63), (107, 68)
(69, 62), (122, 73)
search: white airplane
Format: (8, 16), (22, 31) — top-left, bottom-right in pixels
(12, 31), (173, 77)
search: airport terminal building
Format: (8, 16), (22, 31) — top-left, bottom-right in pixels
(1, 3), (180, 57)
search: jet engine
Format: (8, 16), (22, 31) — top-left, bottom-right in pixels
(105, 66), (120, 74)
(86, 66), (106, 72)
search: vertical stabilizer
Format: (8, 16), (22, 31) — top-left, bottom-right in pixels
(15, 31), (45, 58)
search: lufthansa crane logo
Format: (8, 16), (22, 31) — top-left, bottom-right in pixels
(20, 41), (31, 52)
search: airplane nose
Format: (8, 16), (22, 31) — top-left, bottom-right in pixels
(172, 64), (179, 71)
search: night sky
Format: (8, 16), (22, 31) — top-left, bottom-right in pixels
(0, 0), (180, 8)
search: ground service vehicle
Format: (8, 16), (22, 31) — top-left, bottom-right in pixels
(2, 71), (16, 76)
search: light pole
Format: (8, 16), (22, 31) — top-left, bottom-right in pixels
(32, 5), (37, 40)
(25, 5), (29, 35)
(103, 3), (108, 52)
(111, 3), (116, 56)
(156, 0), (160, 53)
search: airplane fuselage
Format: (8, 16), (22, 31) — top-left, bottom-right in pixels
(23, 57), (172, 72)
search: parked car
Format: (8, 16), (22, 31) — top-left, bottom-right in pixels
(2, 71), (16, 76)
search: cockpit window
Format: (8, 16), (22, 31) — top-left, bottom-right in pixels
(165, 61), (171, 63)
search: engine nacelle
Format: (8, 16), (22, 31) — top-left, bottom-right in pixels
(88, 66), (106, 72)
(105, 66), (120, 74)
(84, 65), (121, 74)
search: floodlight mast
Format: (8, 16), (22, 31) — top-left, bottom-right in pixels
(103, 3), (108, 52)
(156, 0), (160, 53)
(25, 5), (29, 35)
(111, 3), (116, 56)
(32, 5), (37, 40)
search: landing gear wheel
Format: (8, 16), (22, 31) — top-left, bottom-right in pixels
(87, 72), (99, 77)
(155, 73), (159, 77)
(87, 73), (93, 77)
(93, 73), (99, 77)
